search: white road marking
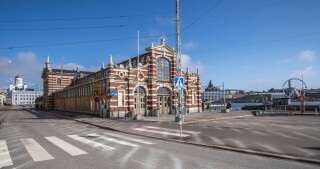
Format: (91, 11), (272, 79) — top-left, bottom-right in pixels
(229, 140), (246, 148)
(68, 135), (115, 151)
(292, 132), (320, 141)
(0, 140), (13, 168)
(87, 133), (139, 147)
(258, 144), (282, 153)
(103, 133), (155, 145)
(131, 159), (156, 168)
(20, 138), (54, 162)
(293, 147), (317, 156)
(210, 137), (224, 145)
(45, 136), (87, 156)
(143, 126), (201, 134)
(251, 130), (268, 136)
(133, 128), (189, 137)
(267, 130), (295, 139)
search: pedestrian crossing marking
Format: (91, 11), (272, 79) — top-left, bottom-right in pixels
(143, 126), (201, 134)
(103, 132), (155, 145)
(0, 140), (13, 168)
(68, 135), (115, 151)
(133, 128), (190, 137)
(45, 136), (87, 156)
(2, 133), (156, 166)
(20, 138), (54, 162)
(88, 133), (139, 147)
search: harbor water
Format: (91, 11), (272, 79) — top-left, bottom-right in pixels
(209, 101), (320, 111)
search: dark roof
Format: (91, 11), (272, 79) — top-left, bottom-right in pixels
(51, 69), (93, 75)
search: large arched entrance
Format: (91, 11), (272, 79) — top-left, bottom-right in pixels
(134, 86), (146, 115)
(157, 87), (171, 115)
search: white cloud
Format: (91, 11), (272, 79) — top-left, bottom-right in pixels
(291, 66), (317, 78)
(183, 40), (198, 50)
(0, 52), (101, 89)
(181, 54), (204, 73)
(0, 52), (43, 88)
(298, 50), (316, 62)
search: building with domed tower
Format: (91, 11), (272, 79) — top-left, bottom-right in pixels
(6, 75), (43, 105)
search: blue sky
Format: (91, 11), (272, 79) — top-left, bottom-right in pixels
(0, 0), (319, 91)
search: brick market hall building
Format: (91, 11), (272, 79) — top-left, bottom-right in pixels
(36, 39), (202, 117)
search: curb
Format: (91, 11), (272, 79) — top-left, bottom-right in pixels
(43, 110), (320, 166)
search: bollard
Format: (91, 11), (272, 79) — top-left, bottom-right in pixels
(316, 108), (318, 116)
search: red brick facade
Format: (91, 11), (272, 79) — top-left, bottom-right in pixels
(47, 40), (202, 117)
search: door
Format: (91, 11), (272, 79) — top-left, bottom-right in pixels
(134, 87), (146, 115)
(157, 87), (171, 115)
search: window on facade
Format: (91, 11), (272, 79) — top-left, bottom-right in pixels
(156, 57), (170, 81)
(135, 86), (146, 94)
(57, 78), (61, 85)
(118, 91), (125, 106)
(192, 93), (196, 104)
(157, 87), (170, 95)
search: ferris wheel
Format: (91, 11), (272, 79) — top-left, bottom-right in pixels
(282, 78), (307, 99)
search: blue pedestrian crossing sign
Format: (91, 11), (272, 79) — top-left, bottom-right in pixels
(174, 77), (184, 90)
(110, 90), (117, 97)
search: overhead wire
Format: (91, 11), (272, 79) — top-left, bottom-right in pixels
(0, 34), (176, 49)
(0, 21), (164, 31)
(181, 0), (224, 33)
(0, 12), (168, 23)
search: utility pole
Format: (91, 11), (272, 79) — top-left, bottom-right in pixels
(137, 30), (140, 116)
(176, 0), (183, 138)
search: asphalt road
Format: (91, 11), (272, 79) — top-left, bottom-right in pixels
(0, 107), (318, 169)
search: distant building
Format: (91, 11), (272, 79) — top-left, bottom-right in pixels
(7, 75), (43, 105)
(233, 91), (286, 103)
(0, 87), (6, 107)
(305, 89), (320, 101)
(9, 74), (27, 91)
(201, 80), (245, 102)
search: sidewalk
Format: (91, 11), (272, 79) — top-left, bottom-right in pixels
(39, 109), (320, 165)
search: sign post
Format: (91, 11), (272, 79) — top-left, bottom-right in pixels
(174, 76), (184, 138)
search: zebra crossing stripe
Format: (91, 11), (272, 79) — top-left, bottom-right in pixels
(88, 133), (139, 147)
(20, 138), (54, 162)
(0, 140), (13, 168)
(143, 126), (201, 134)
(45, 136), (87, 156)
(103, 132), (155, 145)
(68, 135), (115, 151)
(133, 128), (190, 137)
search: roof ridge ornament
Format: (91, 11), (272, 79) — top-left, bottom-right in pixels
(160, 38), (165, 45)
(108, 54), (113, 67)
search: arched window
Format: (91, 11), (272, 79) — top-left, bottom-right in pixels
(157, 87), (170, 95)
(135, 86), (146, 94)
(156, 57), (170, 81)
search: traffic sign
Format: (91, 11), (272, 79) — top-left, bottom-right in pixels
(174, 77), (184, 90)
(110, 90), (117, 97)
